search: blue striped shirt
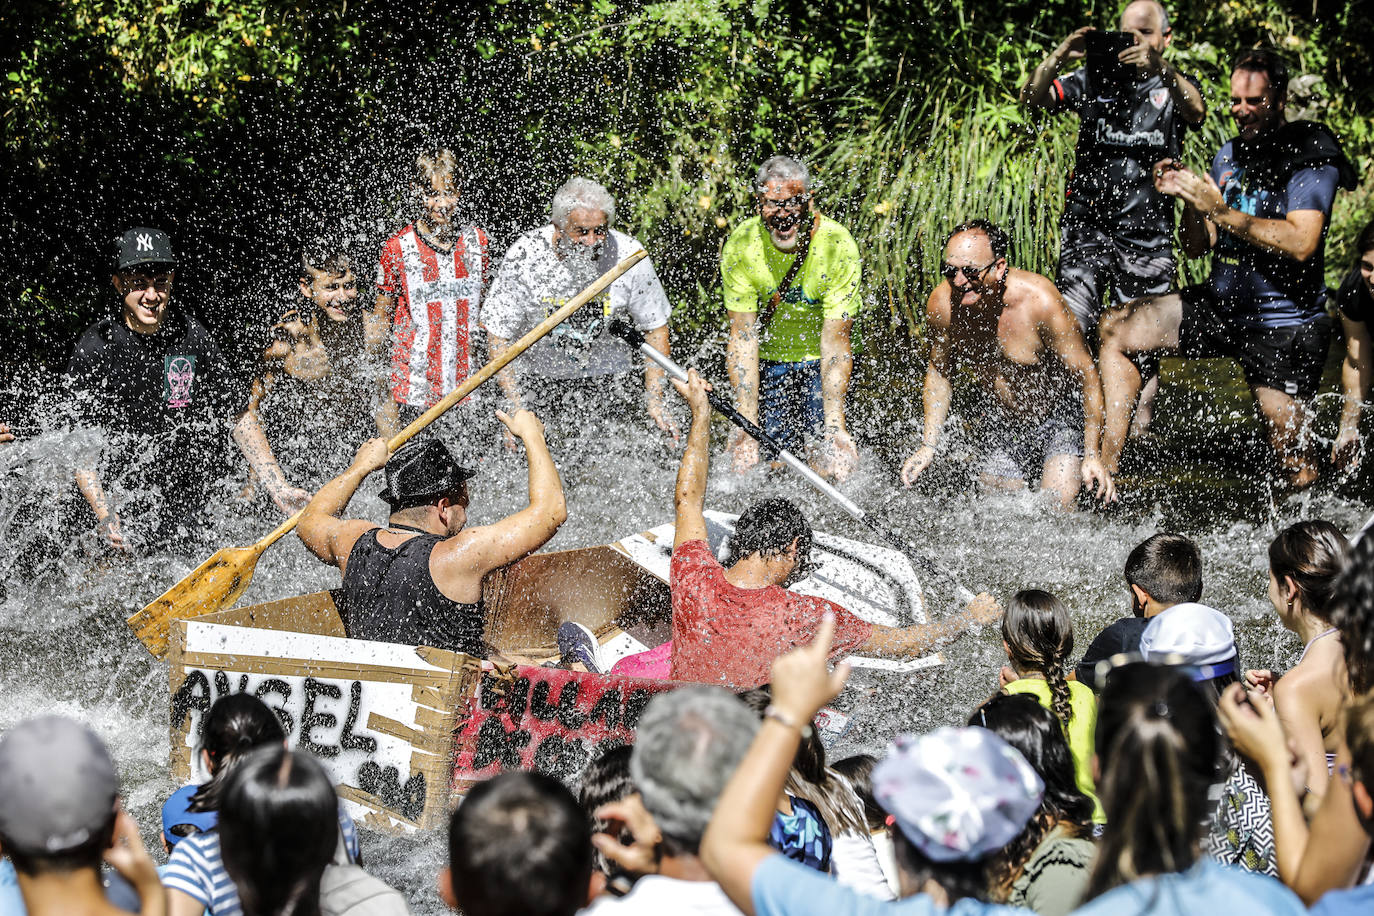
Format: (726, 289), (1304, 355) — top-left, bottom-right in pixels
(162, 804), (359, 916)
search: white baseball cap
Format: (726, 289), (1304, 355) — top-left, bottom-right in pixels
(1140, 602), (1237, 679)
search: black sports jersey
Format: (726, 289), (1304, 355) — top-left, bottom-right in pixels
(1051, 68), (1201, 250)
(65, 308), (235, 517)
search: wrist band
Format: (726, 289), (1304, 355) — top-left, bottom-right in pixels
(764, 705), (814, 738)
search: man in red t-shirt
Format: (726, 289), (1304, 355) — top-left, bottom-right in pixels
(668, 370), (1001, 689)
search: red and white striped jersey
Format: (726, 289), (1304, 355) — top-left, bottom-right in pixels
(376, 223), (491, 408)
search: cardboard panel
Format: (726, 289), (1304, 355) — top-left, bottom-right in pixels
(168, 615), (476, 832)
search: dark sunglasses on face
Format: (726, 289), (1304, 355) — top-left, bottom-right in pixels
(940, 261), (997, 283)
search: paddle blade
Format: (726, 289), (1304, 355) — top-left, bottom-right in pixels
(125, 545), (263, 658)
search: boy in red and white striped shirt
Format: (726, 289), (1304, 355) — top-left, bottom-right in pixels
(370, 149), (492, 435)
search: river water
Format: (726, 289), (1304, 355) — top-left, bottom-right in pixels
(0, 345), (1369, 914)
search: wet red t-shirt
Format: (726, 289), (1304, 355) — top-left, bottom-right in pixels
(668, 539), (873, 689)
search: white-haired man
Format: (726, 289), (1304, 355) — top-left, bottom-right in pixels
(482, 177), (676, 445)
(723, 156), (861, 481)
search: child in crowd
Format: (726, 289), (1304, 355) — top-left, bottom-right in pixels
(1076, 662), (1303, 913)
(441, 771), (594, 916)
(998, 589), (1103, 822)
(219, 746), (408, 916)
(371, 149), (492, 436)
(831, 754), (900, 896)
(1075, 533), (1203, 689)
(701, 617), (1042, 916)
(1307, 690), (1374, 914)
(1245, 520), (1352, 802)
(163, 694), (360, 916)
(738, 687), (890, 895)
(968, 693), (1095, 915)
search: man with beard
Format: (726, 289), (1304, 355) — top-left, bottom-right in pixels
(900, 220), (1115, 508)
(723, 156), (860, 481)
(482, 177), (675, 447)
(65, 228), (236, 552)
(1097, 49), (1356, 490)
(665, 369), (1002, 689)
(371, 149), (492, 436)
(297, 411), (566, 654)
(1021, 0), (1205, 437)
(233, 243), (383, 514)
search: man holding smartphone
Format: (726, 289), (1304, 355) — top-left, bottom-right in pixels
(1020, 2), (1205, 432)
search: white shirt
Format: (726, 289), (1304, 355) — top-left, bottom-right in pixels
(482, 225), (671, 380)
(584, 875), (743, 916)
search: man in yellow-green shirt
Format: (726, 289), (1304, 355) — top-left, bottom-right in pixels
(722, 156), (861, 481)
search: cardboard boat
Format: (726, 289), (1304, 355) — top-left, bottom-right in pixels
(166, 511), (932, 832)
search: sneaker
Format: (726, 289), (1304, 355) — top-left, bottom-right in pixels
(557, 621), (604, 674)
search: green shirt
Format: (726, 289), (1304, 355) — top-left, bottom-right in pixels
(721, 214), (861, 363)
(1004, 677), (1105, 823)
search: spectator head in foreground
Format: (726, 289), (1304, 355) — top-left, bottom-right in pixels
(874, 727), (1044, 901)
(1125, 532), (1203, 615)
(723, 498), (815, 588)
(1269, 520), (1352, 626)
(442, 771), (594, 916)
(191, 691), (289, 813)
(1086, 663), (1217, 898)
(1139, 601), (1238, 687)
(1330, 530), (1374, 694)
(218, 746), (339, 916)
(0, 716), (161, 914)
(968, 693), (1095, 902)
(632, 686), (760, 855)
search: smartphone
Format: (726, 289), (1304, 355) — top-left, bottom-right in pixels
(1084, 30), (1137, 94)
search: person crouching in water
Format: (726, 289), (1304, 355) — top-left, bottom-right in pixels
(297, 410), (566, 655)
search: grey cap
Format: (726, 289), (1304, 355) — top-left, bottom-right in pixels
(0, 716), (118, 855)
(115, 227), (177, 271)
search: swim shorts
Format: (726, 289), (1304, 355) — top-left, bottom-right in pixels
(760, 359), (823, 454)
(1178, 286), (1332, 400)
(1058, 221), (1176, 335)
(977, 397), (1084, 482)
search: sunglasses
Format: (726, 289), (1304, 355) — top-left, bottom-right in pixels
(760, 195), (810, 212)
(940, 261), (997, 283)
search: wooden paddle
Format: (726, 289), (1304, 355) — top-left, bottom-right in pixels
(128, 249), (648, 658)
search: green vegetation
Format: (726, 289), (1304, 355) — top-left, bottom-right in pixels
(2, 0), (1371, 356)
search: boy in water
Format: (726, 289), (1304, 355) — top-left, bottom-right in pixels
(233, 243), (382, 513)
(371, 149), (492, 436)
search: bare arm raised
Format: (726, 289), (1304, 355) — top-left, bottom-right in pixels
(431, 410), (567, 597)
(673, 370), (713, 549)
(297, 438), (390, 571)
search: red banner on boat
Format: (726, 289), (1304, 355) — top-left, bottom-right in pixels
(451, 663), (678, 787)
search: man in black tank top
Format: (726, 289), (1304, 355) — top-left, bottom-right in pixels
(297, 410), (567, 655)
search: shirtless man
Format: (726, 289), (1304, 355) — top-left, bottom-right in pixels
(296, 409), (566, 655)
(234, 246), (379, 514)
(901, 220), (1115, 507)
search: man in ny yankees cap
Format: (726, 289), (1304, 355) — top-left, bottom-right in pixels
(63, 227), (238, 552)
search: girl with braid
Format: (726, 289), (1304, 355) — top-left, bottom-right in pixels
(998, 589), (1104, 823)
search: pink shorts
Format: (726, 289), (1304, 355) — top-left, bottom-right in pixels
(610, 641), (673, 680)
